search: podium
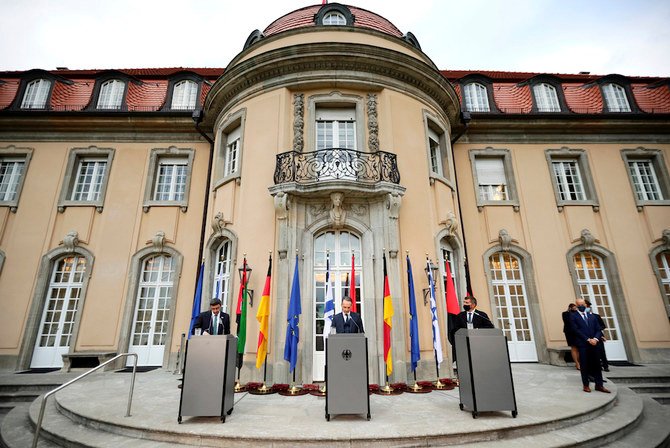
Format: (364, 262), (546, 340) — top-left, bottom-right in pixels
(178, 335), (237, 423)
(325, 334), (370, 421)
(455, 328), (517, 418)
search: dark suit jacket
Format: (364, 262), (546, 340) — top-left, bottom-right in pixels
(192, 311), (230, 335)
(570, 312), (602, 348)
(562, 310), (578, 346)
(332, 312), (364, 334)
(450, 309), (494, 340)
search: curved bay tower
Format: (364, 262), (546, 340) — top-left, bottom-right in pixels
(0, 3), (669, 386)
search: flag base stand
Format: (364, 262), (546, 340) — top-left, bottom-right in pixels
(287, 384), (303, 395)
(408, 382), (423, 392)
(379, 383), (394, 394)
(319, 384), (326, 394)
(234, 381), (247, 393)
(433, 379), (448, 390)
(255, 383), (273, 394)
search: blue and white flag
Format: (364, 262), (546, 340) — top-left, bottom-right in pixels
(323, 257), (335, 339)
(427, 257), (443, 365)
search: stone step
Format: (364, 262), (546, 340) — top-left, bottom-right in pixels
(0, 391), (43, 403)
(606, 394), (670, 448)
(648, 393), (670, 405)
(0, 403), (60, 448)
(26, 396), (187, 448)
(607, 375), (670, 384)
(471, 387), (645, 447)
(627, 384), (670, 394)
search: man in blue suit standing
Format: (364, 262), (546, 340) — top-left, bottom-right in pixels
(571, 298), (610, 393)
(332, 297), (364, 334)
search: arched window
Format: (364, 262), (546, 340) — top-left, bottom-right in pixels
(323, 11), (346, 25)
(21, 79), (51, 109)
(171, 80), (198, 110)
(212, 240), (233, 310)
(488, 251), (537, 361)
(533, 83), (561, 112)
(572, 251), (626, 359)
(463, 82), (490, 112)
(128, 254), (175, 366)
(31, 255), (87, 368)
(97, 79), (125, 110)
(653, 250), (670, 315)
(602, 83), (631, 112)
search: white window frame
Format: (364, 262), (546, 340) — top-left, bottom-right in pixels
(143, 147), (194, 212)
(58, 147), (114, 212)
(21, 79), (51, 109)
(533, 83), (561, 112)
(223, 126), (241, 178)
(603, 83), (631, 112)
(153, 158), (188, 202)
(315, 107), (357, 150)
(475, 157), (508, 201)
(651, 248), (670, 318)
(171, 80), (198, 111)
(621, 148), (670, 208)
(424, 113), (453, 188)
(0, 146), (33, 211)
(552, 160), (586, 201)
(96, 79), (125, 110)
(323, 11), (346, 25)
(70, 158), (108, 202)
(545, 148), (600, 209)
(463, 82), (490, 112)
(469, 148), (519, 210)
(212, 240), (233, 311)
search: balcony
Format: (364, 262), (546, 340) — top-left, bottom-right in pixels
(271, 148), (402, 198)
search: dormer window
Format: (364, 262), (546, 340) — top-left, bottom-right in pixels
(171, 80), (198, 111)
(602, 83), (631, 112)
(97, 79), (125, 110)
(21, 79), (51, 109)
(463, 82), (490, 112)
(323, 11), (346, 25)
(533, 83), (561, 112)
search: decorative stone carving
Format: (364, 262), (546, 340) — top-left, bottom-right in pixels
(349, 203), (368, 216)
(498, 229), (512, 251)
(367, 93), (379, 152)
(309, 202), (328, 218)
(580, 229), (597, 251)
(293, 94), (304, 152)
(148, 231), (166, 253)
(211, 212), (230, 235)
(274, 192), (289, 220)
(442, 211), (459, 239)
(329, 192), (346, 229)
(60, 231), (79, 252)
(386, 193), (402, 219)
(662, 229), (670, 249)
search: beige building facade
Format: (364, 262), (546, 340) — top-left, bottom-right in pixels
(1, 3), (669, 384)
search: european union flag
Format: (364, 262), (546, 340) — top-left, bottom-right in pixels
(283, 255), (302, 373)
(407, 256), (421, 372)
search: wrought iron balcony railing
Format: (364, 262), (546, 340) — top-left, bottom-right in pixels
(274, 148), (400, 185)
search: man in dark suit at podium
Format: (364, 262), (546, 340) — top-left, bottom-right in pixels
(453, 296), (495, 333)
(332, 297), (364, 334)
(192, 298), (230, 336)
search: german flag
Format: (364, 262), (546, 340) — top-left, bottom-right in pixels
(383, 252), (394, 377)
(255, 254), (272, 369)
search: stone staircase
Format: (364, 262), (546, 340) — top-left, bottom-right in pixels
(1, 365), (669, 448)
(0, 373), (75, 427)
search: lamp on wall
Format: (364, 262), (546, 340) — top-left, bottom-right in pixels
(238, 262), (254, 307)
(422, 260), (439, 306)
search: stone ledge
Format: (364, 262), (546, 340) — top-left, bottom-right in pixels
(61, 352), (117, 372)
(547, 346), (572, 367)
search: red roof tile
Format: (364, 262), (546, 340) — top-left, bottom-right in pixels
(200, 83), (212, 106)
(492, 83), (533, 114)
(50, 80), (95, 111)
(563, 84), (603, 114)
(0, 67), (224, 79)
(126, 81), (168, 111)
(632, 84), (670, 113)
(0, 79), (20, 110)
(264, 4), (403, 37)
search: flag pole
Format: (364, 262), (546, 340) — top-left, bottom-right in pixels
(287, 249), (303, 395)
(235, 254), (248, 392)
(255, 251), (273, 394)
(380, 248), (394, 394)
(406, 251), (423, 392)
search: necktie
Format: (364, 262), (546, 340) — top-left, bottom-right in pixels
(581, 313), (587, 322)
(213, 315), (218, 335)
(345, 314), (349, 323)
(467, 313), (472, 324)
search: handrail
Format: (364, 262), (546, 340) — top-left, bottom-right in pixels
(32, 353), (138, 448)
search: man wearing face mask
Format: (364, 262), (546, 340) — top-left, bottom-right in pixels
(584, 299), (609, 372)
(570, 298), (610, 393)
(450, 296), (495, 367)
